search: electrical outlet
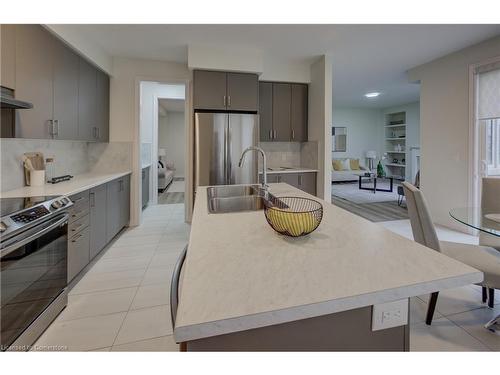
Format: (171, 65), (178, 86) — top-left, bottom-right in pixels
(372, 299), (408, 331)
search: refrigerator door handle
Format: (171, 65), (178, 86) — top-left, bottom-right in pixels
(226, 120), (232, 184)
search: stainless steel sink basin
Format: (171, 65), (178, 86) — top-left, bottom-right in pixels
(206, 184), (277, 214)
(207, 184), (260, 199)
(208, 196), (266, 213)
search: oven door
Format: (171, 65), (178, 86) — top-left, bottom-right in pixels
(1, 213), (68, 351)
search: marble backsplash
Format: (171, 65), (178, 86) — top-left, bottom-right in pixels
(1, 139), (132, 192)
(259, 141), (318, 169)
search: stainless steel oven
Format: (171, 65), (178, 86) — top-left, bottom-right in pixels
(1, 196), (72, 351)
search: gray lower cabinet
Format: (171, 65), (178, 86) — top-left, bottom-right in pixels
(106, 175), (131, 242)
(89, 184), (107, 260)
(67, 190), (90, 283)
(142, 166), (150, 209)
(67, 227), (90, 283)
(67, 175), (130, 282)
(261, 172), (317, 196)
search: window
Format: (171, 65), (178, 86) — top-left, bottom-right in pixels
(485, 119), (500, 175)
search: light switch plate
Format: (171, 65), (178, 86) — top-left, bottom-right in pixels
(371, 299), (409, 331)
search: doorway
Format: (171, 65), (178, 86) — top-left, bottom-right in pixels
(157, 98), (186, 204)
(138, 81), (188, 224)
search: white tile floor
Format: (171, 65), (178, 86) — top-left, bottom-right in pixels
(33, 208), (498, 351)
(381, 219), (499, 351)
(33, 203), (188, 352)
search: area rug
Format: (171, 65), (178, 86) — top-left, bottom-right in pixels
(332, 181), (401, 204)
(332, 196), (408, 222)
(158, 192), (184, 205)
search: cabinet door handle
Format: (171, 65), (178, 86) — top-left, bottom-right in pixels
(269, 130), (272, 140)
(71, 234), (83, 243)
(97, 127), (100, 139)
(292, 129), (295, 140)
(48, 120), (56, 138)
(72, 196), (84, 204)
(54, 120), (59, 137)
(90, 192), (95, 207)
(223, 95), (226, 107)
(71, 223), (84, 232)
(227, 96), (231, 107)
(298, 174), (302, 186)
(274, 130), (277, 139)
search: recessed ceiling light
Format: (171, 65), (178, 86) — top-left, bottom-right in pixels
(364, 92), (380, 98)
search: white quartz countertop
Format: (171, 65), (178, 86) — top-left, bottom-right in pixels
(260, 167), (318, 174)
(174, 183), (482, 342)
(0, 171), (132, 198)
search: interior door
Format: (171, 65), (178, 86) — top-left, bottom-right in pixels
(195, 113), (228, 187)
(228, 114), (259, 185)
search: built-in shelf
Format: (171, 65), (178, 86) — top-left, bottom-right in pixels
(386, 150), (406, 154)
(385, 163), (406, 167)
(384, 111), (407, 179)
(384, 124), (406, 128)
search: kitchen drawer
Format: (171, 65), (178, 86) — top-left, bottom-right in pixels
(69, 190), (89, 205)
(68, 204), (89, 223)
(68, 214), (89, 237)
(67, 226), (90, 282)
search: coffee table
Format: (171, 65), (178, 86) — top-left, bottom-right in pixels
(358, 175), (394, 194)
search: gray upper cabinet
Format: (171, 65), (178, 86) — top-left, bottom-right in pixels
(89, 184), (107, 260)
(291, 84), (308, 142)
(1, 24), (16, 90)
(193, 70), (258, 112)
(15, 24), (55, 139)
(272, 83), (292, 141)
(78, 58), (97, 141)
(96, 70), (110, 142)
(259, 81), (308, 143)
(193, 70), (227, 110)
(53, 41), (79, 140)
(259, 82), (273, 142)
(6, 25), (110, 141)
(226, 72), (258, 112)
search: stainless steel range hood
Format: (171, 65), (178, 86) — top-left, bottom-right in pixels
(0, 86), (33, 109)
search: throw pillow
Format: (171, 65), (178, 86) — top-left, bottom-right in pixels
(341, 159), (351, 171)
(332, 160), (343, 171)
(350, 159), (360, 170)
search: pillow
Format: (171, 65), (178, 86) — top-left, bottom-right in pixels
(332, 160), (343, 171)
(341, 159), (351, 171)
(350, 159), (360, 170)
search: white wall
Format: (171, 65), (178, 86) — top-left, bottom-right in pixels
(408, 35), (500, 230)
(188, 44), (263, 74)
(308, 55), (333, 202)
(158, 111), (186, 178)
(332, 107), (381, 166)
(110, 57), (191, 226)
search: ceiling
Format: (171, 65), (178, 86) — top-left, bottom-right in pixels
(65, 24), (500, 108)
(159, 98), (185, 113)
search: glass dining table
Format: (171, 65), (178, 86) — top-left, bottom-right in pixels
(449, 207), (500, 238)
(449, 207), (500, 332)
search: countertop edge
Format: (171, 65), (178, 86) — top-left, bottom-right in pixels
(260, 168), (318, 175)
(0, 171), (132, 198)
(173, 271), (482, 342)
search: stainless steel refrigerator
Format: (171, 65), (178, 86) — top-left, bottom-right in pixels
(195, 112), (259, 188)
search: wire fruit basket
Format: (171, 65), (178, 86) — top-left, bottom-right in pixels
(264, 197), (323, 237)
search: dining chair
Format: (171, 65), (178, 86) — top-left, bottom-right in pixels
(170, 244), (188, 351)
(479, 177), (500, 306)
(402, 182), (500, 325)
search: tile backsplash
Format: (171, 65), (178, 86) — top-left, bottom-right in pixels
(1, 139), (132, 192)
(259, 141), (318, 169)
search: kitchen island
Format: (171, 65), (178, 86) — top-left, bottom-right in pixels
(174, 183), (482, 351)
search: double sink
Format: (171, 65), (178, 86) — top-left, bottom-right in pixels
(207, 185), (278, 214)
